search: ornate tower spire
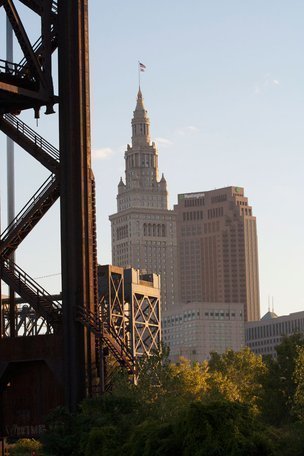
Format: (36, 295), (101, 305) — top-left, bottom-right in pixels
(131, 88), (151, 147)
(116, 88), (168, 210)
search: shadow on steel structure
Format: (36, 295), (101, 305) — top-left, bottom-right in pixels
(0, 0), (134, 440)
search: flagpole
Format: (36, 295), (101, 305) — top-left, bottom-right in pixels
(138, 62), (146, 88)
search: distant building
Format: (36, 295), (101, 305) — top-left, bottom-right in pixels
(109, 89), (177, 313)
(109, 89), (261, 362)
(174, 187), (260, 322)
(245, 310), (304, 357)
(98, 264), (161, 358)
(124, 268), (161, 357)
(163, 302), (245, 362)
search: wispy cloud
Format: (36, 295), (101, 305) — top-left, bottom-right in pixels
(177, 125), (199, 136)
(92, 147), (114, 160)
(254, 74), (280, 95)
(155, 137), (173, 147)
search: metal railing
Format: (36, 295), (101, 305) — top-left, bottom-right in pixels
(2, 258), (62, 314)
(77, 306), (135, 369)
(0, 58), (34, 81)
(1, 174), (57, 242)
(3, 113), (59, 161)
(52, 0), (58, 13)
(19, 24), (56, 68)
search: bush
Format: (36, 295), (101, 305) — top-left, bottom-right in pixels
(10, 438), (43, 456)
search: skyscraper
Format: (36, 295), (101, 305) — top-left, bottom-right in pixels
(174, 186), (260, 321)
(109, 89), (177, 312)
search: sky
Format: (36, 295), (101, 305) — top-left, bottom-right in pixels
(0, 1), (304, 318)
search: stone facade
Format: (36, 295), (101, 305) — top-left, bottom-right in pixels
(163, 301), (245, 363)
(174, 187), (260, 322)
(109, 89), (177, 313)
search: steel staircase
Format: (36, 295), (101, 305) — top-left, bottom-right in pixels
(0, 174), (59, 258)
(77, 306), (136, 375)
(19, 24), (58, 70)
(15, 0), (58, 15)
(2, 0), (44, 84)
(0, 114), (59, 172)
(1, 258), (61, 325)
(0, 113), (60, 327)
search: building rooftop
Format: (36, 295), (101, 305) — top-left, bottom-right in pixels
(261, 311), (278, 321)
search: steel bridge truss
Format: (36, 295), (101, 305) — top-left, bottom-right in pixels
(98, 266), (162, 386)
(130, 293), (161, 357)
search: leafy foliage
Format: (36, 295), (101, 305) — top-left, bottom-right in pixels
(208, 348), (267, 411)
(10, 438), (43, 456)
(40, 335), (304, 455)
(261, 333), (304, 424)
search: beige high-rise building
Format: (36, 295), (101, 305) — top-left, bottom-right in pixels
(109, 89), (177, 312)
(174, 187), (260, 321)
(163, 302), (245, 363)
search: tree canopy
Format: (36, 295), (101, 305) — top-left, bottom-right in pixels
(37, 334), (304, 455)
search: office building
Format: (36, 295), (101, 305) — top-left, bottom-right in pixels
(246, 310), (304, 357)
(174, 187), (260, 321)
(163, 301), (244, 362)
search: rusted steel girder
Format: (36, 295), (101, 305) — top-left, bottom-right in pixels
(57, 0), (98, 407)
(0, 0), (100, 419)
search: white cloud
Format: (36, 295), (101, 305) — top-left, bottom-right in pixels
(177, 125), (199, 136)
(254, 74), (280, 95)
(92, 147), (114, 160)
(155, 137), (173, 147)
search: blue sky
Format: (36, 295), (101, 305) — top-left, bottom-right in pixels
(0, 1), (303, 317)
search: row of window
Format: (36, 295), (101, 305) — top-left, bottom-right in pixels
(184, 197), (205, 207)
(126, 149), (154, 169)
(236, 200), (248, 206)
(163, 311), (200, 327)
(163, 309), (243, 326)
(208, 207), (224, 219)
(248, 337), (282, 347)
(143, 223), (166, 237)
(132, 123), (149, 137)
(180, 221), (221, 237)
(211, 194), (227, 204)
(182, 210), (204, 222)
(246, 318), (304, 340)
(204, 310), (243, 320)
(116, 225), (128, 240)
(241, 208), (252, 216)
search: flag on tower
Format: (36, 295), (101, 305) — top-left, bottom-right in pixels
(139, 62), (146, 72)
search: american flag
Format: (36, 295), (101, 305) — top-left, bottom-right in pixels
(139, 62), (146, 72)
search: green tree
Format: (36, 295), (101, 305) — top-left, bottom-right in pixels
(261, 333), (304, 425)
(208, 348), (267, 412)
(292, 346), (304, 421)
(122, 400), (275, 456)
(10, 438), (43, 456)
(42, 406), (82, 455)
